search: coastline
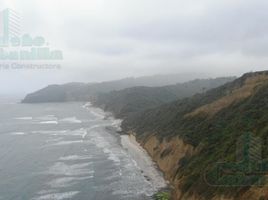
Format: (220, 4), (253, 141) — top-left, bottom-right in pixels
(85, 102), (170, 198)
(121, 134), (168, 190)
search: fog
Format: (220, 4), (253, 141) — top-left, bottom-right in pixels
(0, 0), (267, 95)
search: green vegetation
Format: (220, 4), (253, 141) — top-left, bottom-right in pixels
(93, 77), (234, 118)
(154, 191), (170, 200)
(21, 70), (268, 199)
(123, 71), (268, 199)
(22, 76), (234, 106)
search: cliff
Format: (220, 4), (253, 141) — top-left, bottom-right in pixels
(21, 71), (268, 200)
(123, 71), (268, 200)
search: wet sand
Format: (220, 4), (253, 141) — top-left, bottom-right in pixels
(121, 134), (167, 191)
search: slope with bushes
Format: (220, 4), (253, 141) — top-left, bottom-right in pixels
(93, 77), (235, 118)
(123, 71), (268, 200)
(22, 74), (216, 103)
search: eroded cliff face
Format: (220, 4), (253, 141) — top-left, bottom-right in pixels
(141, 135), (194, 181)
(123, 72), (268, 200)
(128, 132), (196, 200)
(238, 187), (268, 200)
(134, 134), (234, 200)
(130, 133), (268, 200)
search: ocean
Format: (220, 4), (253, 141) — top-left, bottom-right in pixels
(0, 102), (166, 200)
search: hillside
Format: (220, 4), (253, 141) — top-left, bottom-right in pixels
(21, 73), (211, 103)
(21, 83), (89, 103)
(93, 77), (235, 118)
(20, 71), (268, 200)
(122, 71), (268, 200)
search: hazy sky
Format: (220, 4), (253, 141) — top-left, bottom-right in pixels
(0, 0), (267, 95)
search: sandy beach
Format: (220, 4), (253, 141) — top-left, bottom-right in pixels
(121, 134), (168, 191)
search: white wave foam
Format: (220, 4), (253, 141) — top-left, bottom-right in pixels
(111, 119), (122, 131)
(82, 124), (112, 139)
(35, 129), (90, 138)
(40, 121), (58, 124)
(81, 129), (88, 138)
(10, 132), (26, 135)
(87, 131), (122, 166)
(90, 109), (106, 119)
(32, 130), (68, 135)
(37, 190), (57, 195)
(46, 137), (63, 143)
(32, 191), (79, 200)
(48, 162), (94, 176)
(59, 117), (82, 124)
(59, 155), (92, 161)
(51, 140), (84, 146)
(37, 115), (57, 121)
(82, 125), (105, 138)
(87, 131), (166, 197)
(82, 102), (92, 109)
(48, 176), (93, 188)
(103, 148), (121, 164)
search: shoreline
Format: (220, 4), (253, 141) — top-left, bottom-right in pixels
(120, 134), (170, 194)
(85, 102), (172, 197)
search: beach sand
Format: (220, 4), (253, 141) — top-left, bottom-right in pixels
(121, 134), (168, 191)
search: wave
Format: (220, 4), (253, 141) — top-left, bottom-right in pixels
(59, 155), (92, 161)
(51, 140), (84, 146)
(37, 115), (57, 121)
(32, 191), (80, 200)
(40, 121), (58, 124)
(48, 162), (94, 176)
(59, 117), (82, 124)
(82, 102), (92, 109)
(10, 132), (27, 135)
(47, 176), (93, 188)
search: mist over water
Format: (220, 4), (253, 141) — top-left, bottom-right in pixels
(0, 102), (166, 200)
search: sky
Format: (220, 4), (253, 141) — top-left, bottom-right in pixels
(0, 0), (267, 95)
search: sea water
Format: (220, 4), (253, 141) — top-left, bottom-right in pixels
(0, 102), (166, 200)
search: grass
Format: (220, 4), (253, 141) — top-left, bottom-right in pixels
(154, 191), (170, 200)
